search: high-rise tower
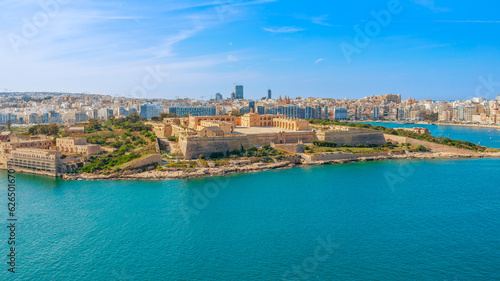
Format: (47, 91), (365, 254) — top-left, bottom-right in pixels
(235, 85), (244, 99)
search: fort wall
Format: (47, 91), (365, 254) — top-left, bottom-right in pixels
(316, 130), (386, 145)
(126, 154), (163, 170)
(180, 130), (387, 159)
(180, 136), (251, 159)
(271, 143), (305, 154)
(383, 134), (478, 155)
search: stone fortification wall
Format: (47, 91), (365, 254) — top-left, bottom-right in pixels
(180, 132), (315, 159)
(316, 130), (386, 145)
(383, 134), (478, 155)
(126, 154), (163, 170)
(180, 136), (251, 159)
(247, 131), (315, 146)
(271, 143), (304, 154)
(179, 130), (388, 159)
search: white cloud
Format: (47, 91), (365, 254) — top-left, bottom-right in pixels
(311, 15), (338, 27)
(433, 20), (500, 23)
(226, 55), (238, 62)
(0, 0), (273, 98)
(263, 26), (306, 33)
(413, 0), (451, 12)
(315, 58), (325, 64)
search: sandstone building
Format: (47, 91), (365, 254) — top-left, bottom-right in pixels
(273, 117), (310, 131)
(56, 137), (101, 156)
(198, 120), (234, 134)
(7, 149), (62, 176)
(241, 113), (278, 127)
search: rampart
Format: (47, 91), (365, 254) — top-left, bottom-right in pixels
(180, 135), (251, 159)
(247, 131), (315, 146)
(179, 130), (385, 159)
(383, 134), (479, 155)
(126, 154), (163, 170)
(271, 143), (305, 154)
(316, 130), (386, 145)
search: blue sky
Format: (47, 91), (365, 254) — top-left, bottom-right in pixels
(1, 0), (499, 100)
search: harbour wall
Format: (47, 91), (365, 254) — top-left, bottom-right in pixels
(302, 151), (402, 162)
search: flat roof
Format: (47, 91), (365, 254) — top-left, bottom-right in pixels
(232, 126), (311, 135)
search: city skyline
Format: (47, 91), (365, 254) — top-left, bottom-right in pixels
(1, 0), (500, 100)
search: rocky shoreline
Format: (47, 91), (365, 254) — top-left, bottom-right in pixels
(62, 151), (500, 181)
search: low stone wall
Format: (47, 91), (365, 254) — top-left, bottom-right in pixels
(302, 151), (400, 162)
(271, 143), (304, 153)
(155, 138), (161, 154)
(126, 154), (163, 170)
(316, 130), (386, 146)
(101, 147), (115, 154)
(384, 134), (478, 155)
(282, 155), (302, 164)
(6, 167), (58, 177)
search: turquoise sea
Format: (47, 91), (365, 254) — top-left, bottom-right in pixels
(362, 122), (500, 149)
(0, 125), (499, 280)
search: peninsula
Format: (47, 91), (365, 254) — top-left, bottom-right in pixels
(1, 111), (498, 180)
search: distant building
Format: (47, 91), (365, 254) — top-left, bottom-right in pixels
(313, 105), (322, 120)
(98, 108), (113, 120)
(118, 106), (129, 117)
(401, 127), (431, 135)
(0, 131), (11, 142)
(56, 137), (101, 156)
(75, 111), (89, 122)
(305, 106), (313, 119)
(257, 106), (266, 115)
(140, 104), (161, 119)
(333, 108), (348, 120)
(239, 107), (250, 115)
(198, 126), (225, 137)
(49, 111), (62, 123)
(169, 106), (217, 117)
(267, 89), (272, 100)
(28, 113), (39, 124)
(215, 93), (223, 101)
(465, 106), (474, 122)
(266, 107), (279, 115)
(0, 113), (9, 124)
(249, 101), (256, 112)
(380, 94), (402, 104)
(235, 85), (244, 100)
(241, 113), (278, 127)
(371, 107), (380, 119)
(65, 126), (85, 135)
